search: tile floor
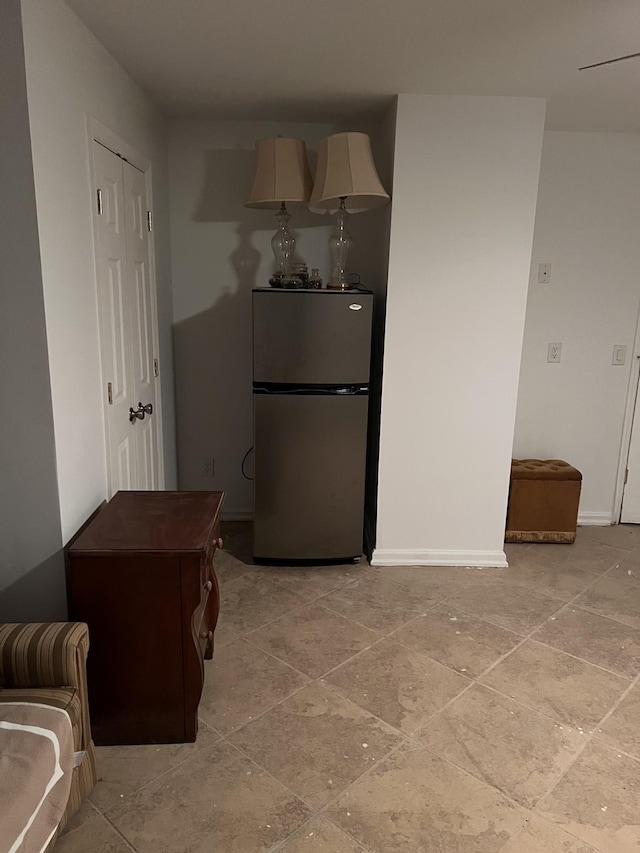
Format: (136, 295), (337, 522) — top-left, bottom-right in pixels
(55, 523), (640, 852)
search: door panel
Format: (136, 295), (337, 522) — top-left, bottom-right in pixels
(116, 439), (133, 490)
(106, 259), (128, 403)
(124, 159), (159, 490)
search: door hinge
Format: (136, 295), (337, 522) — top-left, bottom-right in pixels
(147, 210), (153, 232)
(107, 382), (113, 405)
(625, 468), (629, 485)
(153, 358), (159, 378)
(97, 188), (103, 215)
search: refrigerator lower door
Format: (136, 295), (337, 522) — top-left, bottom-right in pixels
(254, 393), (369, 561)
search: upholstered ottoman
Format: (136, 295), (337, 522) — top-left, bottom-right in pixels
(505, 459), (582, 543)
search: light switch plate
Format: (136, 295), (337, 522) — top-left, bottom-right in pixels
(612, 345), (627, 365)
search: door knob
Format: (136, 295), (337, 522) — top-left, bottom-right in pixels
(139, 402), (153, 415)
(129, 405), (145, 423)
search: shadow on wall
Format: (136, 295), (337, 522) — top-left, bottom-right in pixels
(193, 147), (324, 230)
(173, 148), (332, 513)
(173, 221), (258, 507)
(0, 551), (67, 622)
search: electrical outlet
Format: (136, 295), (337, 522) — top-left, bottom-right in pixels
(202, 458), (215, 478)
(547, 342), (562, 363)
(538, 263), (551, 283)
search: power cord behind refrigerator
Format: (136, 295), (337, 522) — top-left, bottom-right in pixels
(242, 446), (254, 481)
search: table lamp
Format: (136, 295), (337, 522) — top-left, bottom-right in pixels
(245, 137), (313, 277)
(310, 132), (390, 289)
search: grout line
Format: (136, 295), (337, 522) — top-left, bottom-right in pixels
(219, 593), (312, 635)
(314, 594), (445, 637)
(221, 735), (321, 817)
(529, 671), (640, 820)
(208, 677), (311, 739)
(314, 738), (412, 816)
(92, 732), (227, 818)
(94, 810), (139, 851)
(232, 634), (315, 683)
(530, 634), (636, 681)
(267, 815), (372, 853)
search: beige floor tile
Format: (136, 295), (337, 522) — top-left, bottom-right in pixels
(212, 620), (239, 649)
(219, 573), (307, 633)
(498, 559), (601, 602)
(54, 812), (134, 852)
(578, 524), (640, 550)
(503, 542), (531, 567)
(214, 548), (257, 585)
(254, 563), (370, 601)
(278, 817), (367, 852)
(595, 685), (640, 759)
(392, 604), (521, 677)
(326, 743), (528, 853)
(533, 606), (640, 679)
(416, 684), (583, 808)
(199, 638), (307, 734)
(375, 564), (488, 598)
(319, 573), (437, 634)
(574, 574), (640, 629)
(525, 538), (631, 574)
(325, 637), (469, 733)
(58, 799), (101, 835)
(228, 682), (403, 809)
(247, 602), (379, 678)
(90, 725), (221, 811)
(606, 549), (640, 586)
(536, 741), (640, 853)
(499, 816), (599, 852)
(107, 740), (312, 853)
(480, 640), (628, 731)
(442, 580), (562, 635)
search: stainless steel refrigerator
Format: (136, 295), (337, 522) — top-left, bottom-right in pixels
(252, 288), (374, 563)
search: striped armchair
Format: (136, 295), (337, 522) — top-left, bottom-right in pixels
(0, 622), (98, 845)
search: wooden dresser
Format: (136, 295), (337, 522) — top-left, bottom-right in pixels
(67, 490), (225, 745)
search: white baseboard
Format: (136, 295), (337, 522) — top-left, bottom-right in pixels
(221, 509), (253, 522)
(371, 549), (508, 568)
(577, 512), (613, 527)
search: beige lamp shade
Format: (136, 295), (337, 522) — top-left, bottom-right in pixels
(310, 132), (390, 213)
(245, 137), (313, 209)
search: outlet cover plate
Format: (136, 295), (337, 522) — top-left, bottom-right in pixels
(547, 342), (562, 363)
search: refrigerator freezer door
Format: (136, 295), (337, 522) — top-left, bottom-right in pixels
(253, 291), (373, 386)
(253, 393), (368, 561)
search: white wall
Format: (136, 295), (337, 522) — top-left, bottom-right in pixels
(374, 94), (546, 567)
(514, 132), (640, 524)
(0, 0), (66, 620)
(20, 0), (176, 543)
(169, 118), (387, 517)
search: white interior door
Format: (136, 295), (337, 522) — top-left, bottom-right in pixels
(92, 139), (163, 494)
(621, 366), (640, 522)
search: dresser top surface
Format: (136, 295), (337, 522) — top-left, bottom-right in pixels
(69, 491), (225, 554)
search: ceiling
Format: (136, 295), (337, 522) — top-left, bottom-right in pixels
(64, 0), (640, 131)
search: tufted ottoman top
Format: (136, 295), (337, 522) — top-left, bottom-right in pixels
(511, 459), (582, 481)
